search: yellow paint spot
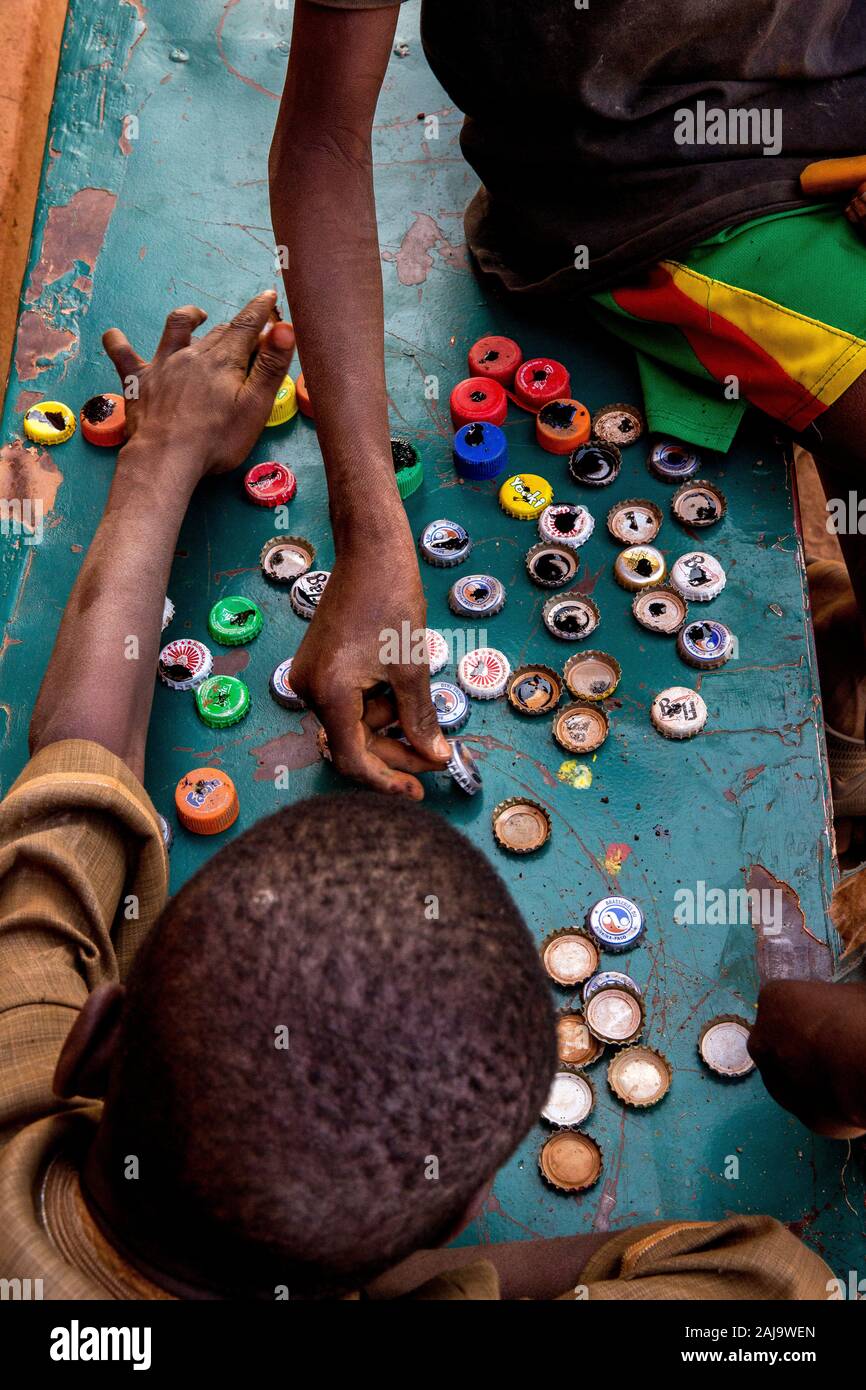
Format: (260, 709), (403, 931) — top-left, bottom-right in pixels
(557, 760), (592, 789)
(604, 848), (624, 875)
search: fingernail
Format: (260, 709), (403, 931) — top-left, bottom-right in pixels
(434, 734), (451, 759)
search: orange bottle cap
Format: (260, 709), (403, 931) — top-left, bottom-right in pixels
(80, 393), (127, 447)
(174, 767), (239, 834)
(535, 398), (591, 455)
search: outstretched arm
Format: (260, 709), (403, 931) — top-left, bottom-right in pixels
(270, 0), (450, 799)
(29, 291), (296, 779)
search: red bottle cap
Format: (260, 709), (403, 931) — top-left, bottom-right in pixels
(513, 358), (571, 411)
(467, 335), (523, 386)
(449, 377), (507, 429)
(80, 393), (126, 447)
(243, 460), (297, 507)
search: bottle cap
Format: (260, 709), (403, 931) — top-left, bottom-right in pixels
(506, 664), (562, 716)
(270, 657), (305, 709)
(156, 812), (174, 854)
(632, 586), (688, 635)
(174, 767), (239, 835)
(556, 1010), (605, 1067)
(587, 895), (645, 953)
(161, 597), (175, 633)
(195, 674), (251, 728)
(448, 574), (505, 618)
(426, 628), (450, 675)
(677, 618), (734, 669)
(540, 929), (599, 987)
(614, 544), (667, 592)
(430, 679), (470, 731)
(208, 596), (264, 645)
(562, 650), (621, 701)
(290, 569), (331, 619)
(498, 473), (553, 520)
(467, 334), (523, 386)
(649, 439), (700, 482)
(568, 440), (621, 488)
(671, 479), (727, 528)
(491, 796), (551, 853)
(669, 551), (726, 602)
(457, 646), (511, 699)
(552, 702), (610, 754)
(538, 1132), (602, 1193)
(446, 739), (482, 794)
(584, 981), (644, 1044)
(449, 376), (507, 429)
(295, 371), (313, 418)
(23, 400), (76, 445)
(542, 592), (600, 642)
(391, 436), (424, 499)
(650, 685), (708, 739)
(452, 421), (508, 480)
(583, 969), (642, 1003)
(607, 1046), (672, 1107)
(591, 402), (645, 447)
(541, 1070), (595, 1128)
(535, 398), (591, 455)
(538, 503), (594, 549)
(158, 637), (213, 690)
(243, 460), (297, 507)
(525, 542), (579, 589)
(265, 375), (298, 426)
(80, 392), (126, 446)
(513, 357), (570, 410)
(606, 498), (662, 545)
(698, 1015), (755, 1078)
(259, 534), (316, 584)
(419, 518), (472, 567)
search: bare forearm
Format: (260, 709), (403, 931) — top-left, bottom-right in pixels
(30, 443), (194, 778)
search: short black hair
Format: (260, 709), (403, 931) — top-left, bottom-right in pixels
(106, 792), (555, 1297)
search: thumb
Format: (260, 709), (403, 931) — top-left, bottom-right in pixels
(393, 669), (451, 763)
(243, 321), (297, 407)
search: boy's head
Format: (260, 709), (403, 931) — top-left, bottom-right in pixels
(63, 792), (555, 1297)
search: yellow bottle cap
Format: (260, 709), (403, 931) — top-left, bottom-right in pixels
(498, 473), (553, 520)
(266, 375), (298, 427)
(23, 400), (77, 445)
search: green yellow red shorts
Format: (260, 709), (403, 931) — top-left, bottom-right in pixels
(590, 205), (866, 453)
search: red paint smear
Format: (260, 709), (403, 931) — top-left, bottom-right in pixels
(15, 311), (77, 381)
(25, 189), (117, 304)
(250, 712), (321, 781)
(612, 266), (824, 432)
(211, 649), (250, 678)
(604, 842), (632, 867)
(15, 390), (42, 414)
(0, 440), (64, 515)
(216, 0), (279, 100)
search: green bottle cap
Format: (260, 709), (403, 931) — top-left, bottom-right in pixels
(195, 674), (251, 728)
(391, 436), (424, 500)
(207, 595), (264, 646)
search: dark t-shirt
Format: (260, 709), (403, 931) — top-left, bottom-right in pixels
(320, 0), (866, 294)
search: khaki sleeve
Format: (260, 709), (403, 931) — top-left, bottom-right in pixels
(0, 739), (168, 1143)
(559, 1216), (833, 1301)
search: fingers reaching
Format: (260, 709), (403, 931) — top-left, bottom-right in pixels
(220, 289), (280, 364)
(154, 305), (208, 359)
(317, 694), (426, 799)
(102, 328), (146, 388)
(243, 320), (297, 411)
(392, 668), (452, 764)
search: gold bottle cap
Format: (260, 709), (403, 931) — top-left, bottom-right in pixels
(552, 702), (610, 754)
(562, 650), (622, 701)
(491, 798), (551, 853)
(607, 1046), (672, 1107)
(556, 1010), (605, 1067)
(541, 929), (599, 987)
(614, 544), (667, 592)
(538, 1131), (603, 1193)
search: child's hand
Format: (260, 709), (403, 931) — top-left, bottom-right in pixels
(102, 289), (296, 482)
(747, 979), (866, 1137)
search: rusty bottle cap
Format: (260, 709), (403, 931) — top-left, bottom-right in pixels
(552, 702), (609, 754)
(671, 479), (727, 528)
(584, 980), (645, 1045)
(607, 1046), (672, 1107)
(607, 497), (662, 544)
(562, 650), (621, 701)
(492, 798), (551, 853)
(538, 1131), (603, 1193)
(592, 401), (645, 447)
(540, 928), (599, 987)
(556, 1010), (606, 1067)
(542, 592), (601, 643)
(507, 664), (562, 716)
(632, 586), (688, 635)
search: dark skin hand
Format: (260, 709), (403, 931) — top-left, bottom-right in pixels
(270, 1), (450, 799)
(748, 979), (866, 1139)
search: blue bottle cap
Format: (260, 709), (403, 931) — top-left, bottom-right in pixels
(453, 421), (508, 480)
(448, 574), (505, 618)
(649, 440), (701, 482)
(419, 518), (472, 567)
(587, 896), (645, 953)
(430, 680), (470, 731)
(677, 618), (734, 669)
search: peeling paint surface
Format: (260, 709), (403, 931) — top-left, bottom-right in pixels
(0, 0), (860, 1272)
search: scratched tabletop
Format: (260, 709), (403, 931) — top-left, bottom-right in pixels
(1, 0), (863, 1273)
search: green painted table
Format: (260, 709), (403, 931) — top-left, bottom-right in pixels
(2, 0), (863, 1274)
